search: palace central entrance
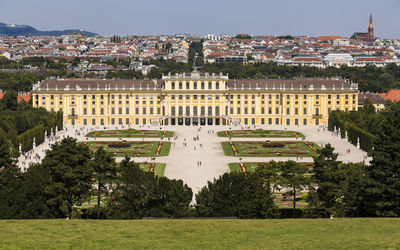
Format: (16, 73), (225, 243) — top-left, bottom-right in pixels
(163, 116), (227, 126)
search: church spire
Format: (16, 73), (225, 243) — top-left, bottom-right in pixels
(368, 13), (374, 40)
(369, 13), (373, 27)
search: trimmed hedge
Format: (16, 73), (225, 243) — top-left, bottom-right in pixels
(14, 111), (63, 152)
(328, 111), (375, 152)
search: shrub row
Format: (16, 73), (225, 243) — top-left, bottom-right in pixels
(328, 111), (375, 152)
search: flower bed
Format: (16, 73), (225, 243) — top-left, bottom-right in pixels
(149, 163), (155, 173)
(86, 129), (173, 138)
(221, 141), (319, 157)
(108, 142), (130, 148)
(218, 129), (305, 138)
(262, 142), (285, 148)
(303, 141), (318, 152)
(229, 141), (238, 155)
(155, 141), (163, 156)
(239, 162), (247, 176)
(81, 141), (171, 157)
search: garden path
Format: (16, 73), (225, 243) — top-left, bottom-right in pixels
(17, 124), (371, 196)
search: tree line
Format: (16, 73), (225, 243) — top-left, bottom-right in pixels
(328, 100), (398, 152)
(1, 107), (399, 219)
(0, 92), (63, 152)
(3, 56), (400, 92)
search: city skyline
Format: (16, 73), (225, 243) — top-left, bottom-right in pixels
(0, 0), (399, 38)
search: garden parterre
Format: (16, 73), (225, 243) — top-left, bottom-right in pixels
(218, 129), (305, 138)
(82, 141), (171, 157)
(229, 162), (314, 173)
(221, 141), (320, 157)
(86, 129), (174, 138)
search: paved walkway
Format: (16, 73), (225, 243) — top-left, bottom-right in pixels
(17, 124), (370, 195)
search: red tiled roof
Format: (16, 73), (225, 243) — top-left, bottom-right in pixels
(318, 36), (342, 40)
(380, 90), (400, 102)
(0, 92), (31, 103)
(354, 57), (382, 62)
(17, 93), (31, 103)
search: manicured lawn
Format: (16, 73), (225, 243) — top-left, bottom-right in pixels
(82, 141), (171, 157)
(86, 129), (174, 138)
(221, 141), (319, 157)
(218, 129), (305, 138)
(139, 163), (166, 177)
(0, 219), (399, 249)
(229, 162), (314, 173)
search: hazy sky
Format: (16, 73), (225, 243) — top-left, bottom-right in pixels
(0, 0), (399, 38)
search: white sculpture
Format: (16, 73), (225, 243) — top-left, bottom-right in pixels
(357, 137), (360, 149)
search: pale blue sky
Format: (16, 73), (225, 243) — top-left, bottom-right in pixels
(0, 0), (399, 38)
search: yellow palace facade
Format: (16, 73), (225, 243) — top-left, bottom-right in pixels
(32, 72), (359, 126)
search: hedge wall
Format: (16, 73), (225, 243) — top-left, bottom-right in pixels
(15, 111), (63, 152)
(328, 111), (375, 152)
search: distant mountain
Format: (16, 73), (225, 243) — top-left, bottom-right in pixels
(0, 22), (97, 37)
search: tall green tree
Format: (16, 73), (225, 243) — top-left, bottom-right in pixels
(335, 162), (368, 217)
(18, 163), (54, 218)
(312, 144), (342, 217)
(108, 157), (192, 219)
(0, 128), (18, 171)
(90, 146), (116, 207)
(196, 172), (278, 218)
(41, 137), (93, 218)
(278, 161), (310, 218)
(366, 102), (400, 217)
(1, 90), (18, 111)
